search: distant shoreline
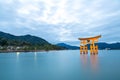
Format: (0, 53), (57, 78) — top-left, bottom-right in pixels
(0, 49), (120, 53)
(0, 49), (70, 53)
(0, 50), (51, 53)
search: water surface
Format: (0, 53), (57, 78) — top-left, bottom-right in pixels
(0, 50), (120, 80)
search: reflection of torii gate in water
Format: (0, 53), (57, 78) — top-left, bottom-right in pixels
(78, 35), (101, 54)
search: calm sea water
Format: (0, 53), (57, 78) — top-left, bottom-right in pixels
(0, 50), (120, 80)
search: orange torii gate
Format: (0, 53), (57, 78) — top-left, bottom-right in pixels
(78, 35), (101, 54)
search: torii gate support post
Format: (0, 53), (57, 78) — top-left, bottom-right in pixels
(80, 40), (88, 54)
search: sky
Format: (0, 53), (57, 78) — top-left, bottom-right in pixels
(0, 0), (120, 46)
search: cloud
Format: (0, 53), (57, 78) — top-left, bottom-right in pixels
(0, 0), (120, 45)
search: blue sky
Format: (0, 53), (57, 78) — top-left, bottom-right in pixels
(0, 0), (120, 46)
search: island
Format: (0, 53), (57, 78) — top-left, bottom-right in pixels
(0, 31), (65, 52)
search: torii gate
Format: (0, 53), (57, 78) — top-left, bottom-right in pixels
(78, 35), (101, 54)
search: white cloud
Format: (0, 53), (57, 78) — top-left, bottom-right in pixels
(17, 5), (39, 15)
(15, 0), (80, 24)
(15, 0), (120, 26)
(52, 27), (74, 41)
(0, 0), (120, 44)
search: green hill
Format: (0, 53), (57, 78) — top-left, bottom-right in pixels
(0, 31), (65, 51)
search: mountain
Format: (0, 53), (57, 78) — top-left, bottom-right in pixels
(56, 43), (79, 50)
(0, 31), (65, 51)
(0, 31), (119, 51)
(87, 42), (120, 50)
(0, 31), (50, 45)
(97, 42), (120, 50)
(57, 42), (120, 50)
